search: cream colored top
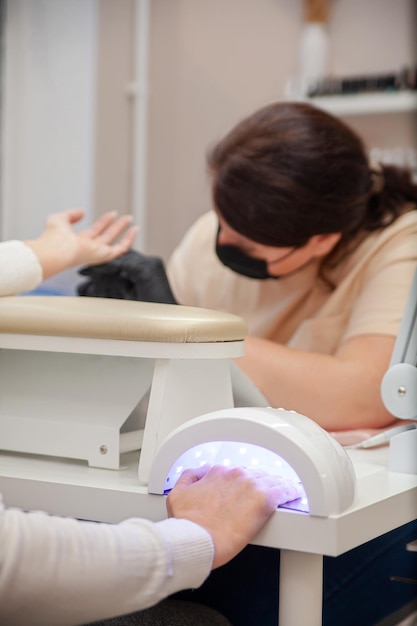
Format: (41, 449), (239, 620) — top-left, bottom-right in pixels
(168, 210), (417, 355)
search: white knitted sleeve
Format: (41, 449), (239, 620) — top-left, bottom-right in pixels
(0, 240), (43, 296)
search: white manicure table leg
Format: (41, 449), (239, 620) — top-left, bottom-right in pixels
(279, 550), (323, 626)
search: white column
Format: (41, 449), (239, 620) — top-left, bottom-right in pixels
(279, 549), (324, 626)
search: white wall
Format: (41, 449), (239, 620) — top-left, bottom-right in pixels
(1, 0), (98, 292)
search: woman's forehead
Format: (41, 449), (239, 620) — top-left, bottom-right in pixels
(216, 211), (285, 253)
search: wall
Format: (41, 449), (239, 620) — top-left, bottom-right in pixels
(1, 0), (415, 277)
(1, 0), (98, 237)
(93, 0), (135, 221)
(1, 0), (98, 292)
(0, 0), (149, 291)
(145, 0), (417, 260)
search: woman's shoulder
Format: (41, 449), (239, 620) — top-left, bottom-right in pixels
(384, 207), (417, 234)
(360, 208), (416, 255)
(181, 211), (218, 244)
(169, 211), (217, 265)
(327, 209), (417, 286)
(368, 208), (417, 257)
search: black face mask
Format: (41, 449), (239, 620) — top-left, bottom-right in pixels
(215, 234), (297, 280)
(215, 241), (275, 279)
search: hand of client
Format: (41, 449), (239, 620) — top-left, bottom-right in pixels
(167, 464), (301, 569)
(24, 208), (138, 280)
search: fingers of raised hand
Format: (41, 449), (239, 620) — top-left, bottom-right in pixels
(84, 212), (134, 242)
(80, 212), (138, 263)
(116, 224), (139, 250)
(45, 208), (85, 229)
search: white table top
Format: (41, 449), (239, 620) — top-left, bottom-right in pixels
(1, 445), (416, 557)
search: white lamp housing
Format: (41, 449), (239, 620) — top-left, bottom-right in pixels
(148, 407), (356, 517)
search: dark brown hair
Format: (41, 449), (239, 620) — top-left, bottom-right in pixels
(207, 102), (417, 257)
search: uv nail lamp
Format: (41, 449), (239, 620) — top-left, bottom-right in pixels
(148, 406), (356, 517)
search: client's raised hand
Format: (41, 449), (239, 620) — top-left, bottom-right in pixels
(25, 209), (138, 280)
(167, 464), (301, 569)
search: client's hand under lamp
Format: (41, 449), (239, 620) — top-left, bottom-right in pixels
(167, 464), (302, 569)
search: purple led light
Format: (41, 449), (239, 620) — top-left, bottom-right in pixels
(163, 440), (308, 513)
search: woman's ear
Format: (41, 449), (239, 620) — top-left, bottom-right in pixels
(309, 233), (342, 257)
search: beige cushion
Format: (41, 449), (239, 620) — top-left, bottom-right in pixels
(0, 296), (247, 343)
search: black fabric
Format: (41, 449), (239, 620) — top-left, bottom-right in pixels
(77, 251), (177, 304)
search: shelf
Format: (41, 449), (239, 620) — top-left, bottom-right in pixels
(305, 91), (417, 116)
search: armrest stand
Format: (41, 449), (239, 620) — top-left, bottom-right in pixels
(0, 296), (246, 481)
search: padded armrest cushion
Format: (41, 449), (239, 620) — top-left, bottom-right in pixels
(0, 296), (248, 343)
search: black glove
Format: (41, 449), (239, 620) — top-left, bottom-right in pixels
(77, 250), (177, 304)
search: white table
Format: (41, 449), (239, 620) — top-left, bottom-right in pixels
(1, 445), (416, 626)
(1, 297), (416, 624)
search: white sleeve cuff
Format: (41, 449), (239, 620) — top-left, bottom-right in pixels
(0, 240), (43, 296)
(153, 518), (214, 595)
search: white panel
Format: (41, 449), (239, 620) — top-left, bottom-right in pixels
(1, 0), (98, 292)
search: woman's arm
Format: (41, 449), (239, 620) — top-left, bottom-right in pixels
(236, 333), (396, 430)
